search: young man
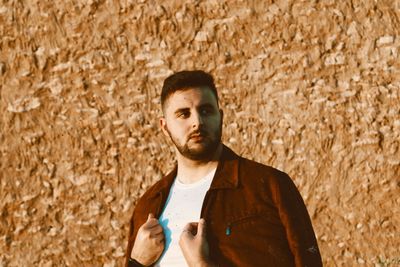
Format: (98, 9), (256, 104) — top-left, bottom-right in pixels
(125, 70), (322, 267)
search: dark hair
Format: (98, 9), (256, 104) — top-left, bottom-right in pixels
(161, 70), (218, 110)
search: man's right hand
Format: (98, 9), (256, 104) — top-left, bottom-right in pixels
(130, 213), (165, 266)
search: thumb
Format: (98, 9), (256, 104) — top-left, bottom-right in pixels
(147, 213), (155, 221)
(197, 218), (206, 238)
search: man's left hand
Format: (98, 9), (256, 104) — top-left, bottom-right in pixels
(179, 219), (215, 267)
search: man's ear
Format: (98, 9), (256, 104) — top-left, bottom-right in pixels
(159, 117), (169, 137)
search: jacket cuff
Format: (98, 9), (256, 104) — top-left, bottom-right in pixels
(128, 258), (145, 267)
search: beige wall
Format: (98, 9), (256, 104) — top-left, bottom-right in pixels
(1, 0), (399, 266)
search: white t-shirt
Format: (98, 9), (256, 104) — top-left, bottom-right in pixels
(155, 168), (216, 266)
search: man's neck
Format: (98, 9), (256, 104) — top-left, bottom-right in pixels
(175, 144), (223, 184)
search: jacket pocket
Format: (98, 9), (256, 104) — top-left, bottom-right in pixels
(218, 207), (294, 266)
(221, 211), (294, 266)
(222, 207), (284, 240)
(225, 213), (261, 236)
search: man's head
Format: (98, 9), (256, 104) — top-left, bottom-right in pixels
(159, 70), (223, 161)
(161, 70), (219, 112)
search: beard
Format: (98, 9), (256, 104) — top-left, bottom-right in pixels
(166, 123), (222, 161)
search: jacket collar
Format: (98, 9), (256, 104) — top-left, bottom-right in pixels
(209, 144), (239, 190)
(145, 144), (240, 200)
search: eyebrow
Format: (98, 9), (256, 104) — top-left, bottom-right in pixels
(199, 103), (215, 109)
(173, 103), (216, 115)
(174, 108), (190, 116)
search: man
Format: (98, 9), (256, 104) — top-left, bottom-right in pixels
(125, 70), (322, 267)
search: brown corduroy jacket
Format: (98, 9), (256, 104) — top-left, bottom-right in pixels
(126, 145), (322, 267)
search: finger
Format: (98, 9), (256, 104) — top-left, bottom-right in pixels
(189, 222), (198, 228)
(153, 233), (165, 243)
(182, 222), (191, 232)
(150, 225), (164, 235)
(183, 222), (198, 231)
(147, 218), (162, 226)
(180, 229), (193, 241)
(181, 224), (194, 237)
(147, 213), (155, 221)
(182, 222), (197, 235)
(189, 223), (198, 235)
(198, 218), (206, 238)
(143, 217), (160, 229)
(151, 231), (165, 238)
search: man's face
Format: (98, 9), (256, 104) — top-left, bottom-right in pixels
(160, 87), (223, 161)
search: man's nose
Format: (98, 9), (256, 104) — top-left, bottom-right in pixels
(191, 111), (204, 128)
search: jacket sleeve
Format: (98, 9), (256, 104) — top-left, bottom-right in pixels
(127, 258), (145, 267)
(272, 172), (323, 267)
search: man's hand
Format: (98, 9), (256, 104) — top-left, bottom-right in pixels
(130, 213), (165, 266)
(179, 219), (216, 267)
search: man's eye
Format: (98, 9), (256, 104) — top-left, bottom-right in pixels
(178, 112), (190, 118)
(201, 108), (212, 115)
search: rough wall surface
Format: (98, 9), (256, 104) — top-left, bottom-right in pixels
(0, 0), (399, 266)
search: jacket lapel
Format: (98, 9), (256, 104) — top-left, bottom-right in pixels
(142, 166), (177, 218)
(209, 145), (240, 190)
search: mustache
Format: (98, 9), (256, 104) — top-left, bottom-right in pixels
(188, 130), (208, 138)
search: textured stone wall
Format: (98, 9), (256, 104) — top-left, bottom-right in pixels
(1, 0), (399, 266)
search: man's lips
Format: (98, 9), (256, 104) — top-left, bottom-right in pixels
(189, 132), (207, 141)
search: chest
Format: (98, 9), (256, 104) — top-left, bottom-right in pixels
(201, 186), (294, 265)
(203, 186), (284, 239)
